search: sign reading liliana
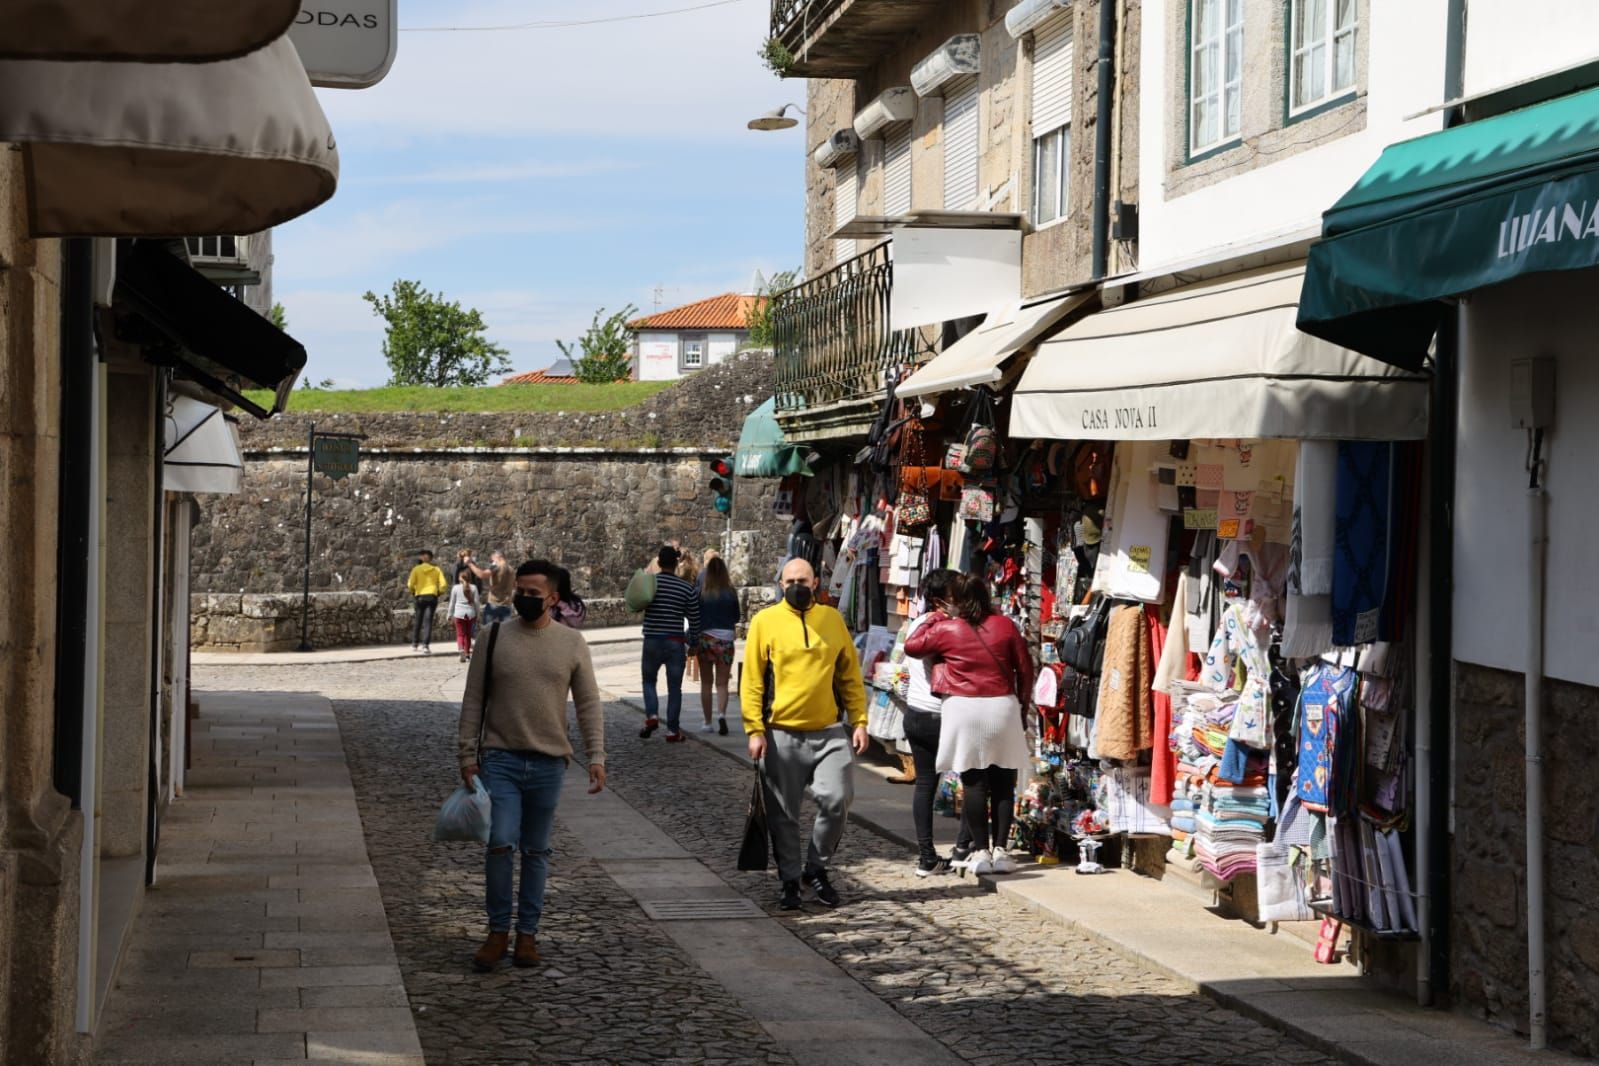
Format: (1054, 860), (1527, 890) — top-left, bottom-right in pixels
(288, 1), (397, 89)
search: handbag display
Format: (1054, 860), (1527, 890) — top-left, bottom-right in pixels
(1057, 597), (1113, 676)
(958, 483), (995, 522)
(958, 389), (1000, 475)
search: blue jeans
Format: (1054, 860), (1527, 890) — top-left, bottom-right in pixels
(482, 603), (513, 627)
(641, 636), (686, 733)
(480, 750), (566, 935)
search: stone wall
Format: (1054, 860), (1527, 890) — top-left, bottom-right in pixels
(1452, 661), (1599, 1056)
(240, 349), (776, 452)
(191, 447), (789, 614)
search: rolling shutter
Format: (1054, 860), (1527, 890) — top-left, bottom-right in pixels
(884, 124), (912, 215)
(834, 154), (858, 263)
(942, 76), (979, 210)
(1032, 15), (1073, 135)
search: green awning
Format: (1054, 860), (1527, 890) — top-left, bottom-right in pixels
(1299, 85), (1599, 369)
(734, 397), (812, 479)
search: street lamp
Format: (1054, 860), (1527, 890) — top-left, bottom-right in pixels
(747, 103), (805, 131)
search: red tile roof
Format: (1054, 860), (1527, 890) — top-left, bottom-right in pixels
(501, 368), (579, 385)
(628, 292), (764, 332)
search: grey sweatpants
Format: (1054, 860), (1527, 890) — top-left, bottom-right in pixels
(762, 727), (855, 883)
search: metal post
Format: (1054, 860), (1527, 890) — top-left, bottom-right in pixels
(298, 423), (315, 651)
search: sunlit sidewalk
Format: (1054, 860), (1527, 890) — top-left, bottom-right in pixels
(93, 692), (423, 1065)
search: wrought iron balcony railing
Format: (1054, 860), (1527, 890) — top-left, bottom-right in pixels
(771, 242), (929, 418)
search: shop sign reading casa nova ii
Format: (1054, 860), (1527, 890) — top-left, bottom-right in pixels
(288, 1), (397, 89)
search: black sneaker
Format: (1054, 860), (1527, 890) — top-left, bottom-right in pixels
(779, 880), (802, 910)
(802, 867), (840, 908)
(638, 717), (659, 739)
(717, 717), (728, 736)
(914, 856), (950, 878)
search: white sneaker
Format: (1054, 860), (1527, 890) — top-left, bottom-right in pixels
(988, 848), (1019, 874)
(958, 849), (994, 876)
(699, 722), (715, 733)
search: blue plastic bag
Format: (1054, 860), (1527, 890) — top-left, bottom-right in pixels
(434, 777), (492, 842)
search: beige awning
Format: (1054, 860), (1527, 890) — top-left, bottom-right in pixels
(897, 288), (1094, 400)
(0, 2), (299, 62)
(0, 37), (338, 237)
(1010, 263), (1430, 442)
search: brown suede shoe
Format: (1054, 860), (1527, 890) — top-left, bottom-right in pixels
(887, 752), (917, 784)
(473, 931), (509, 972)
(513, 933), (540, 968)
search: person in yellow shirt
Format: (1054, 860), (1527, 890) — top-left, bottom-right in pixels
(741, 557), (868, 911)
(406, 549), (449, 653)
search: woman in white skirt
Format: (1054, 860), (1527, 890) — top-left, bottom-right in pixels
(904, 573), (1033, 875)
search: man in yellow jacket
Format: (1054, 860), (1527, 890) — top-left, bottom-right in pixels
(406, 549), (449, 653)
(741, 557), (868, 911)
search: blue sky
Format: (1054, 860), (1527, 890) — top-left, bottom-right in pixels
(278, 0), (803, 386)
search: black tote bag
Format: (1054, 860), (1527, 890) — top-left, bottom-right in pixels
(737, 767), (771, 871)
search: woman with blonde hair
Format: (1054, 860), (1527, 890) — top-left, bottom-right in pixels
(696, 555), (740, 735)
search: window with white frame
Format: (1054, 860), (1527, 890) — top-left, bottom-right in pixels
(1189, 0), (1243, 155)
(1031, 16), (1073, 225)
(681, 336), (705, 369)
(1290, 0), (1357, 113)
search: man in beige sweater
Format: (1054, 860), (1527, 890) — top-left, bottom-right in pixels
(458, 559), (606, 972)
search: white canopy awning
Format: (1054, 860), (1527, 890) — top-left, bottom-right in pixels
(897, 288), (1093, 400)
(164, 395), (244, 495)
(0, 1), (299, 62)
(1010, 263), (1430, 442)
(0, 37), (338, 237)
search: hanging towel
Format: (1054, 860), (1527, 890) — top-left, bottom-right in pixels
(1331, 442), (1394, 647)
(1290, 441), (1338, 596)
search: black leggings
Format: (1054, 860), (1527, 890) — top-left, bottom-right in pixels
(412, 598), (437, 646)
(959, 765), (1017, 853)
(903, 709), (973, 864)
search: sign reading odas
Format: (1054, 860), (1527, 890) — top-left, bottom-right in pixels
(289, 1), (397, 89)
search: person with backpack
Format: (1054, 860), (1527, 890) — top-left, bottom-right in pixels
(904, 573), (1033, 876)
(638, 545), (701, 742)
(457, 560), (605, 972)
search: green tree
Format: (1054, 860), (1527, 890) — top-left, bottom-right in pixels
(362, 280), (511, 387)
(744, 268), (800, 349)
(558, 305), (638, 384)
(268, 302), (288, 331)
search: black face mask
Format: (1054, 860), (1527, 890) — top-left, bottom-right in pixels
(513, 594), (546, 621)
(783, 584), (813, 611)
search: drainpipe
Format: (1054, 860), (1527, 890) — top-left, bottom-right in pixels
(1090, 0), (1116, 280)
(1421, 0), (1466, 1012)
(1526, 433), (1548, 1050)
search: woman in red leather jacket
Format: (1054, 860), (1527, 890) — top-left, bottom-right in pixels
(904, 572), (1033, 875)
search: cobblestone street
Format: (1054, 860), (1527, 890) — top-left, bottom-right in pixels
(199, 656), (1334, 1065)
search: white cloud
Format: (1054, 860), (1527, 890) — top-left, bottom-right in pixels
(317, 0), (799, 143)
